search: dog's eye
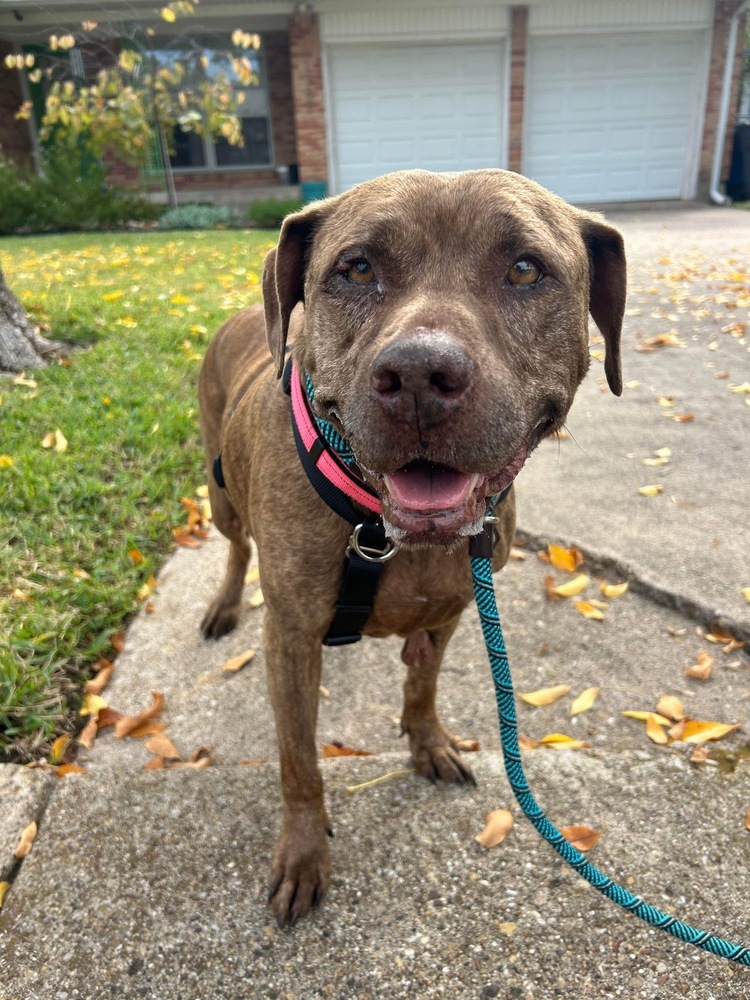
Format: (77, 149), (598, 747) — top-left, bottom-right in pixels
(507, 259), (541, 286)
(346, 259), (376, 284)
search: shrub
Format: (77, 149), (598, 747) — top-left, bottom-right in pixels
(0, 157), (37, 235)
(158, 203), (231, 230)
(247, 198), (303, 228)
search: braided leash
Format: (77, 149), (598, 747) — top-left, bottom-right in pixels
(470, 547), (750, 967)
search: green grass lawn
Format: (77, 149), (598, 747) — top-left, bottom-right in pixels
(0, 228), (276, 761)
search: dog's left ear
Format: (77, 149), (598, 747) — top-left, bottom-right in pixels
(578, 215), (627, 396)
(262, 202), (326, 378)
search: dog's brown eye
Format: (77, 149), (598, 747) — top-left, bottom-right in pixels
(507, 259), (541, 286)
(347, 260), (376, 284)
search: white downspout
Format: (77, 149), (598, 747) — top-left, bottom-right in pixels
(710, 0), (750, 204)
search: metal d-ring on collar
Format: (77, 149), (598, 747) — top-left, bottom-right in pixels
(346, 523), (397, 564)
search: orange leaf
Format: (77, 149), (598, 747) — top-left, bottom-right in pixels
(560, 825), (601, 852)
(674, 719), (741, 744)
(519, 684), (571, 707)
(456, 739), (480, 752)
(537, 733), (591, 750)
(96, 706), (124, 730)
(222, 649), (256, 673)
(111, 632), (125, 653)
(548, 544), (583, 572)
(142, 757), (165, 771)
(685, 650), (713, 681)
(145, 733), (181, 760)
(114, 692), (165, 739)
(173, 530), (201, 548)
(574, 600), (605, 620)
(55, 763), (87, 777)
(128, 548), (143, 565)
(475, 808), (514, 848)
(128, 720), (167, 739)
(84, 658), (114, 695)
(49, 734), (72, 765)
(518, 733), (538, 750)
(14, 821), (37, 859)
(321, 742), (373, 758)
(77, 716), (98, 749)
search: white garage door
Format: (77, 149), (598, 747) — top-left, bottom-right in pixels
(329, 43), (504, 192)
(524, 32), (706, 203)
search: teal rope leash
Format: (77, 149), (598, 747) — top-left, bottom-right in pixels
(470, 549), (750, 967)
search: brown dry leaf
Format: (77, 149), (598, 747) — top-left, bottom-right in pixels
(49, 734), (72, 765)
(145, 733), (181, 760)
(475, 808), (514, 848)
(321, 743), (374, 758)
(128, 719), (167, 739)
(548, 544), (584, 572)
(79, 693), (108, 717)
(646, 715), (669, 744)
(601, 582), (629, 598)
(746, 808), (750, 832)
(173, 530), (202, 548)
(14, 821), (37, 859)
(685, 650), (713, 681)
(560, 825), (601, 852)
(705, 626), (735, 644)
(554, 574), (589, 597)
(655, 695), (684, 722)
(570, 687), (599, 716)
(456, 739), (480, 752)
(689, 746), (710, 764)
(538, 733), (591, 750)
(171, 755), (212, 771)
(145, 600), (156, 614)
(669, 718), (741, 744)
(537, 550), (551, 564)
(518, 733), (538, 750)
(111, 632), (125, 653)
(96, 706), (124, 730)
(574, 600), (605, 621)
(143, 757), (165, 771)
(637, 331), (685, 350)
(519, 684), (571, 707)
(248, 588), (265, 609)
(666, 626), (687, 638)
(543, 574), (561, 601)
(55, 763), (87, 777)
(238, 758), (267, 766)
(622, 710), (673, 726)
(667, 413), (695, 423)
(222, 649), (256, 673)
(84, 658), (114, 695)
(509, 546), (527, 561)
(638, 484), (663, 497)
(114, 692), (165, 739)
(0, 882), (9, 911)
(78, 716), (98, 749)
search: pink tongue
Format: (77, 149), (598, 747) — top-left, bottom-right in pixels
(386, 466), (475, 512)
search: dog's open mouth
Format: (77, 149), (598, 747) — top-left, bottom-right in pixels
(376, 446), (529, 540)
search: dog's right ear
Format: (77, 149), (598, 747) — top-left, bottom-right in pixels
(262, 203), (325, 378)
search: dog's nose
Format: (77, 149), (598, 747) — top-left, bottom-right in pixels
(370, 332), (474, 428)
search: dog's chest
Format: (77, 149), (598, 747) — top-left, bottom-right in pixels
(363, 549), (473, 638)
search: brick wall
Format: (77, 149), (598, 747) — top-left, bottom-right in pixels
(698, 0), (748, 194)
(288, 12), (328, 184)
(265, 30), (297, 170)
(508, 7), (528, 174)
(0, 43), (33, 166)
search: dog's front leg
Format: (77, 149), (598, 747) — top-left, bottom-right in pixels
(264, 611), (331, 927)
(400, 619), (476, 786)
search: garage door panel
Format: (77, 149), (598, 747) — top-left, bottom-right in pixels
(525, 31), (704, 202)
(330, 43), (504, 191)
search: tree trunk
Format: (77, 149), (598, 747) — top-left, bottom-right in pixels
(0, 265), (63, 372)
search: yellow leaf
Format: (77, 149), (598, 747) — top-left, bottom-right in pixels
(622, 710), (673, 727)
(560, 825), (601, 852)
(600, 581), (628, 598)
(41, 432), (55, 449)
(475, 808), (514, 848)
(55, 763), (87, 777)
(741, 588), (750, 603)
(548, 544), (583, 572)
(248, 588), (265, 609)
(0, 456), (13, 468)
(80, 693), (108, 716)
(574, 600), (605, 620)
(570, 687), (599, 716)
(646, 714), (669, 744)
(161, 6), (176, 21)
(674, 719), (741, 744)
(638, 484), (663, 497)
(657, 396), (675, 408)
(0, 882), (9, 911)
(222, 649), (256, 673)
(553, 574), (589, 597)
(728, 382), (750, 394)
(196, 484), (209, 498)
(14, 821), (37, 859)
(685, 650), (713, 681)
(643, 456), (669, 466)
(655, 696), (684, 722)
(245, 566), (260, 585)
(137, 582), (152, 600)
(498, 921), (517, 935)
(54, 428), (67, 452)
(537, 733), (591, 750)
(49, 734), (71, 764)
(519, 684), (571, 707)
(654, 447), (671, 458)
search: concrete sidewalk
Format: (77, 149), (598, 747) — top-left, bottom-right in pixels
(1, 206), (749, 1000)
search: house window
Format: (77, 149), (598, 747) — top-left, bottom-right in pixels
(148, 35), (272, 170)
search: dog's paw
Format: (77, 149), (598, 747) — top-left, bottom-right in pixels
(268, 824), (331, 928)
(405, 723), (477, 786)
(200, 597), (240, 639)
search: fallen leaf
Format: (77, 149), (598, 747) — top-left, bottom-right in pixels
(714, 371), (730, 379)
(574, 600), (605, 620)
(14, 821), (37, 859)
(704, 626), (735, 644)
(570, 687), (599, 716)
(111, 632), (125, 653)
(622, 710), (673, 726)
(543, 574), (561, 601)
(519, 684), (571, 707)
(499, 921), (517, 935)
(321, 743), (373, 758)
(245, 566), (260, 585)
(554, 574), (589, 597)
(655, 695), (684, 722)
(669, 719), (741, 744)
(248, 588), (265, 608)
(41, 432), (55, 448)
(84, 658), (114, 695)
(196, 484), (209, 498)
(685, 650), (713, 681)
(456, 739), (480, 752)
(238, 758), (267, 766)
(79, 693), (108, 717)
(646, 714), (669, 744)
(12, 589), (30, 602)
(537, 733), (591, 750)
(637, 331), (685, 350)
(55, 763), (87, 777)
(741, 588), (750, 603)
(689, 746), (710, 764)
(728, 382), (750, 394)
(0, 882), (9, 910)
(49, 734), (71, 765)
(600, 582), (629, 598)
(128, 719), (167, 739)
(319, 684), (331, 698)
(654, 447), (671, 458)
(53, 429), (67, 452)
(475, 808), (514, 848)
(657, 396), (675, 408)
(746, 809), (750, 832)
(222, 649), (256, 673)
(548, 544), (584, 572)
(114, 692), (165, 738)
(173, 531), (201, 548)
(171, 755), (212, 771)
(145, 733), (181, 760)
(518, 733), (537, 750)
(638, 484), (663, 497)
(667, 413), (695, 422)
(509, 546), (527, 561)
(643, 456), (669, 466)
(142, 757), (165, 771)
(128, 548), (143, 565)
(96, 706), (124, 730)
(560, 825), (601, 852)
(78, 716), (98, 749)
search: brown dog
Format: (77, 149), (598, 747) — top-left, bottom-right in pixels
(198, 169), (625, 927)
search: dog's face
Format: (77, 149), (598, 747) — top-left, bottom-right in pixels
(263, 170), (625, 548)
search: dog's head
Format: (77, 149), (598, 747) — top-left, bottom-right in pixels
(263, 170), (625, 549)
